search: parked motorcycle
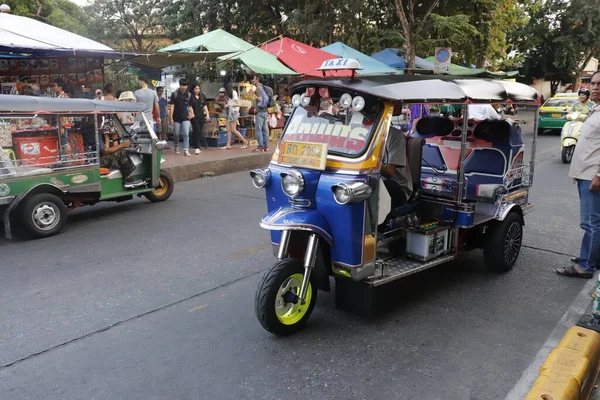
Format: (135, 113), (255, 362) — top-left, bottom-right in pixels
(560, 112), (587, 164)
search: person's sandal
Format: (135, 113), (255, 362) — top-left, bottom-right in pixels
(241, 142), (249, 149)
(555, 265), (593, 279)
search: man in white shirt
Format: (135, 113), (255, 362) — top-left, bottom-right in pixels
(556, 71), (600, 281)
(467, 104), (502, 120)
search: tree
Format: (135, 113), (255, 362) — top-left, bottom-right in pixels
(6, 0), (94, 37)
(513, 0), (600, 94)
(553, 0), (600, 86)
(393, 0), (440, 70)
(85, 0), (169, 52)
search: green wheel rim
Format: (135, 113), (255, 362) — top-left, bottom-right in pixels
(275, 273), (312, 326)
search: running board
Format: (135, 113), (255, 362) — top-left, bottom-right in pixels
(366, 254), (456, 287)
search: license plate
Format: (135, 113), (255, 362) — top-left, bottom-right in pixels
(551, 113), (562, 118)
(278, 141), (327, 170)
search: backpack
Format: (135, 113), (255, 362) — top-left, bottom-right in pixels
(263, 85), (275, 108)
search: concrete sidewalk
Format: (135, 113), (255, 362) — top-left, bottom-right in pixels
(161, 142), (275, 183)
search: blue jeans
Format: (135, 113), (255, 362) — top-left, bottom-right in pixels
(577, 179), (600, 273)
(174, 121), (191, 150)
(255, 111), (269, 149)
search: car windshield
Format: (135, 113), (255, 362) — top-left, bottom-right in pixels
(544, 99), (577, 108)
(281, 90), (380, 157)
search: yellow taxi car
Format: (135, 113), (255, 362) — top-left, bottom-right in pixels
(538, 93), (578, 133)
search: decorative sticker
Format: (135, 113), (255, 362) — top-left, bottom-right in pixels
(0, 183), (10, 196)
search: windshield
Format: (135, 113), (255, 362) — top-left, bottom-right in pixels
(544, 98), (576, 108)
(281, 90), (380, 157)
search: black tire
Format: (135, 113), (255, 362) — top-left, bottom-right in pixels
(537, 128), (544, 135)
(143, 170), (174, 202)
(483, 212), (523, 272)
(561, 146), (574, 164)
(255, 258), (318, 336)
(20, 193), (67, 239)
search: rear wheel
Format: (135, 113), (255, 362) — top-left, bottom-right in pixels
(561, 146), (575, 164)
(20, 193), (67, 238)
(143, 171), (174, 202)
(483, 212), (523, 272)
(255, 258), (317, 336)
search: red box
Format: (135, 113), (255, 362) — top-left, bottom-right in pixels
(13, 136), (59, 166)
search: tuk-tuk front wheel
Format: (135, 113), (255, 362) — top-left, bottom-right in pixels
(561, 146), (575, 164)
(20, 193), (67, 238)
(144, 171), (174, 202)
(483, 212), (523, 272)
(255, 258), (317, 336)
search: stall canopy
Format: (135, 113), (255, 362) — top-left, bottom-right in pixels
(422, 56), (520, 78)
(262, 38), (353, 77)
(372, 49), (435, 70)
(320, 42), (400, 75)
(157, 29), (296, 75)
(0, 12), (113, 55)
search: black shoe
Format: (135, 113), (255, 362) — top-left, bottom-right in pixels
(124, 177), (144, 188)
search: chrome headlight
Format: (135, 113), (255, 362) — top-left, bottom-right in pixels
(281, 170), (304, 197)
(250, 168), (270, 188)
(331, 182), (373, 205)
(155, 140), (168, 150)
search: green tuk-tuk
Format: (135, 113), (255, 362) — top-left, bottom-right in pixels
(0, 95), (173, 239)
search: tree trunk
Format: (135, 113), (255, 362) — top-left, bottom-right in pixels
(550, 80), (559, 97)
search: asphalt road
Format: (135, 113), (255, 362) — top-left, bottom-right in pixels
(0, 113), (594, 400)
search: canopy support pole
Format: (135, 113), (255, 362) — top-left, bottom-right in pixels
(529, 107), (539, 186)
(456, 105), (469, 204)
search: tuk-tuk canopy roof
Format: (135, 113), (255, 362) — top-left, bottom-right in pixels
(292, 76), (539, 104)
(0, 95), (147, 114)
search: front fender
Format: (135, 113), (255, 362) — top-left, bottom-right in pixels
(562, 138), (578, 147)
(260, 207), (334, 247)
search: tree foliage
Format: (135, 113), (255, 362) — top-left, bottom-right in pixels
(85, 0), (170, 52)
(513, 0), (600, 92)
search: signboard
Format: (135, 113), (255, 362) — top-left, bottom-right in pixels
(434, 48), (451, 74)
(278, 141), (328, 170)
(318, 58), (362, 71)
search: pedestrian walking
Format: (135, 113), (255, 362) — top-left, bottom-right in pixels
(556, 70), (600, 280)
(169, 79), (193, 156)
(189, 84), (210, 153)
(134, 76), (160, 130)
(156, 86), (169, 146)
(253, 74), (269, 152)
(221, 82), (249, 150)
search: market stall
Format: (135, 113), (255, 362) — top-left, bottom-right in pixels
(158, 29), (296, 146)
(0, 12), (116, 97)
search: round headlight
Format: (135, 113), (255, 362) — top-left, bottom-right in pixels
(352, 96), (365, 111)
(340, 93), (352, 109)
(333, 185), (352, 204)
(300, 93), (311, 107)
(292, 94), (301, 107)
(250, 169), (270, 188)
(281, 170), (305, 197)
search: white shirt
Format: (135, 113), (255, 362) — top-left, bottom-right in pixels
(569, 106), (600, 180)
(227, 90), (240, 113)
(468, 104), (501, 120)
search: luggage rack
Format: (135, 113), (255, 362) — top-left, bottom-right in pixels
(0, 151), (99, 179)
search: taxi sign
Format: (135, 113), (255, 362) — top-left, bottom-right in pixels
(278, 141), (328, 171)
(318, 58), (362, 71)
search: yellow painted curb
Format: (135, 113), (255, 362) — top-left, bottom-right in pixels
(526, 326), (600, 400)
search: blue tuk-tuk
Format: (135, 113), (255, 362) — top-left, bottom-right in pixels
(250, 63), (540, 335)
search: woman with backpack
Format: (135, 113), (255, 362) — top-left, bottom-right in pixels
(221, 82), (249, 150)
